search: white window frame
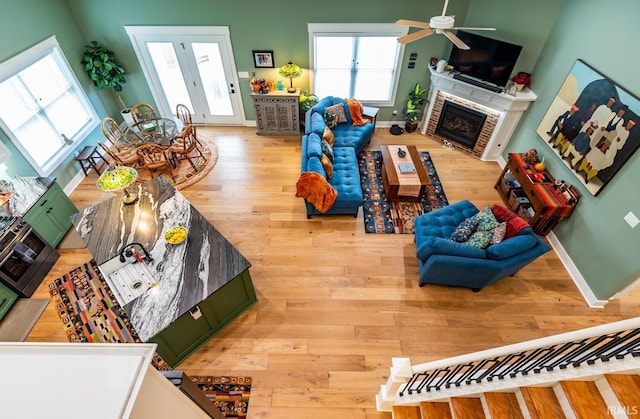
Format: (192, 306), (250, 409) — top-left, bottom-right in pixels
(0, 36), (99, 176)
(308, 23), (408, 107)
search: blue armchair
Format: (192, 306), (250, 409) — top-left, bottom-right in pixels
(414, 200), (551, 291)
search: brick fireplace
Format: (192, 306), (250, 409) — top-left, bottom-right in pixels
(421, 68), (537, 161)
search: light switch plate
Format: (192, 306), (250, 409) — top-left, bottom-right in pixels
(238, 71), (250, 78)
(624, 211), (639, 228)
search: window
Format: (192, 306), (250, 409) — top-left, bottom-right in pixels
(308, 24), (407, 106)
(0, 36), (99, 176)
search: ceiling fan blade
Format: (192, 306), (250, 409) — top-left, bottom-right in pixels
(442, 30), (470, 49)
(395, 19), (431, 28)
(451, 26), (496, 31)
(397, 28), (434, 44)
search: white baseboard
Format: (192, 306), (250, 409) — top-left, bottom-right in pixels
(545, 231), (608, 308)
(64, 169), (86, 195)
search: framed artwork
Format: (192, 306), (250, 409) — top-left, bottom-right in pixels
(536, 59), (640, 196)
(252, 50), (274, 68)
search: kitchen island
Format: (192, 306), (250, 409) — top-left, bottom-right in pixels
(73, 176), (257, 367)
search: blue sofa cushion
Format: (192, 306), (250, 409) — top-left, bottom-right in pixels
(486, 234), (539, 260)
(306, 133), (323, 160)
(329, 147), (362, 206)
(417, 237), (487, 261)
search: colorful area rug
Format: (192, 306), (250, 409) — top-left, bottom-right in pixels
(191, 376), (252, 418)
(48, 259), (169, 370)
(359, 150), (449, 234)
(135, 133), (218, 190)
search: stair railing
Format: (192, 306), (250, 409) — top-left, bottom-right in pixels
(377, 317), (640, 411)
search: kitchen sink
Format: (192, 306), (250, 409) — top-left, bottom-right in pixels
(98, 255), (158, 306)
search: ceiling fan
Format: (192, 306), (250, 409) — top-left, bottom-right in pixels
(396, 0), (496, 49)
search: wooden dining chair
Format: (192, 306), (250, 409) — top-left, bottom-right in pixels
(167, 125), (207, 170)
(101, 117), (126, 150)
(131, 103), (157, 124)
(176, 103), (193, 126)
(137, 143), (174, 179)
(98, 141), (139, 168)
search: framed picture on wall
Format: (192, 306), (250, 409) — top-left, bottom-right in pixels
(252, 50), (274, 68)
(536, 59), (640, 196)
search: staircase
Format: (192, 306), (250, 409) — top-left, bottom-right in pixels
(377, 318), (640, 418)
(392, 373), (640, 418)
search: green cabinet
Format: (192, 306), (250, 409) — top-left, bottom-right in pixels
(149, 269), (257, 368)
(0, 282), (18, 321)
(23, 182), (78, 247)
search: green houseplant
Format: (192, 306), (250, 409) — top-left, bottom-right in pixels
(81, 41), (128, 114)
(403, 82), (427, 133)
(299, 90), (319, 127)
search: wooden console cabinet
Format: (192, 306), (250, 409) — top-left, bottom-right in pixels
(251, 90), (300, 135)
(495, 153), (579, 235)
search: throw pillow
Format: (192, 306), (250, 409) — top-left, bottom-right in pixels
(325, 103), (347, 123)
(322, 126), (334, 147)
(463, 231), (493, 249)
(323, 110), (338, 129)
(321, 153), (333, 179)
(490, 222), (507, 245)
(491, 204), (530, 238)
(449, 218), (479, 242)
(470, 206), (501, 231)
(321, 139), (334, 162)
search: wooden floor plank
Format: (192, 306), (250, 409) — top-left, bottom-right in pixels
(25, 127), (640, 418)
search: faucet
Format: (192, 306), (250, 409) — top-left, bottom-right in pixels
(119, 242), (154, 263)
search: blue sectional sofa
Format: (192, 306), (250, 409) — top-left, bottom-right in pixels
(298, 97), (374, 218)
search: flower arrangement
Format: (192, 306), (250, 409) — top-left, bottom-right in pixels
(512, 72), (531, 86)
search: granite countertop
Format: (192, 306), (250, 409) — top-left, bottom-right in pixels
(72, 176), (251, 341)
(0, 177), (54, 217)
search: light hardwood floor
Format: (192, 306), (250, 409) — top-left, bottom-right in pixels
(27, 126), (640, 418)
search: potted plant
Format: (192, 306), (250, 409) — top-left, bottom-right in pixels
(403, 82), (427, 133)
(81, 41), (130, 122)
(299, 90), (319, 128)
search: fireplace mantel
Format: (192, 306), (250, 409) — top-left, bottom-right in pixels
(421, 68), (537, 161)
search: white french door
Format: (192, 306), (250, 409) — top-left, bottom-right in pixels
(125, 26), (244, 125)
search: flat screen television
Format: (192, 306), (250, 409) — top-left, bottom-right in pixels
(447, 30), (523, 88)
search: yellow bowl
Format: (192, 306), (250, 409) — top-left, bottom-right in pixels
(164, 226), (187, 244)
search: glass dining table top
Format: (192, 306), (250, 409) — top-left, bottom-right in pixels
(120, 117), (183, 147)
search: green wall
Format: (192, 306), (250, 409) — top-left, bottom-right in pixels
(0, 0), (108, 186)
(505, 0), (640, 299)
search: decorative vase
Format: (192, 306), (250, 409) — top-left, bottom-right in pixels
(397, 147), (407, 157)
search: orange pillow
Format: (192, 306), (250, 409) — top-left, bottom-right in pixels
(295, 171), (338, 213)
(321, 154), (333, 179)
(322, 126), (334, 146)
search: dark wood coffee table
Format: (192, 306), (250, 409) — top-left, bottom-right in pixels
(380, 145), (429, 202)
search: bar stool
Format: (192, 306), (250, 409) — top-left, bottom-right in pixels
(75, 145), (107, 175)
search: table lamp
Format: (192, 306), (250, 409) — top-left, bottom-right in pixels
(279, 61), (302, 93)
(97, 165), (139, 205)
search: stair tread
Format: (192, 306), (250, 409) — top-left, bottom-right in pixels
(392, 405), (421, 419)
(606, 374), (640, 414)
(485, 392), (524, 419)
(561, 381), (612, 418)
(521, 387), (566, 419)
(420, 401), (453, 419)
(451, 397), (485, 419)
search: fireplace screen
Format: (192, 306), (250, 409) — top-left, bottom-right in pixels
(435, 101), (487, 148)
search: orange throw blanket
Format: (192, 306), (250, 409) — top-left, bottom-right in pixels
(346, 98), (370, 126)
(295, 171), (338, 213)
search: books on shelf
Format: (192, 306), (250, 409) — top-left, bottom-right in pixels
(397, 163), (416, 174)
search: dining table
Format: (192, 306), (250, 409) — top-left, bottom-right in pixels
(119, 117), (183, 147)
